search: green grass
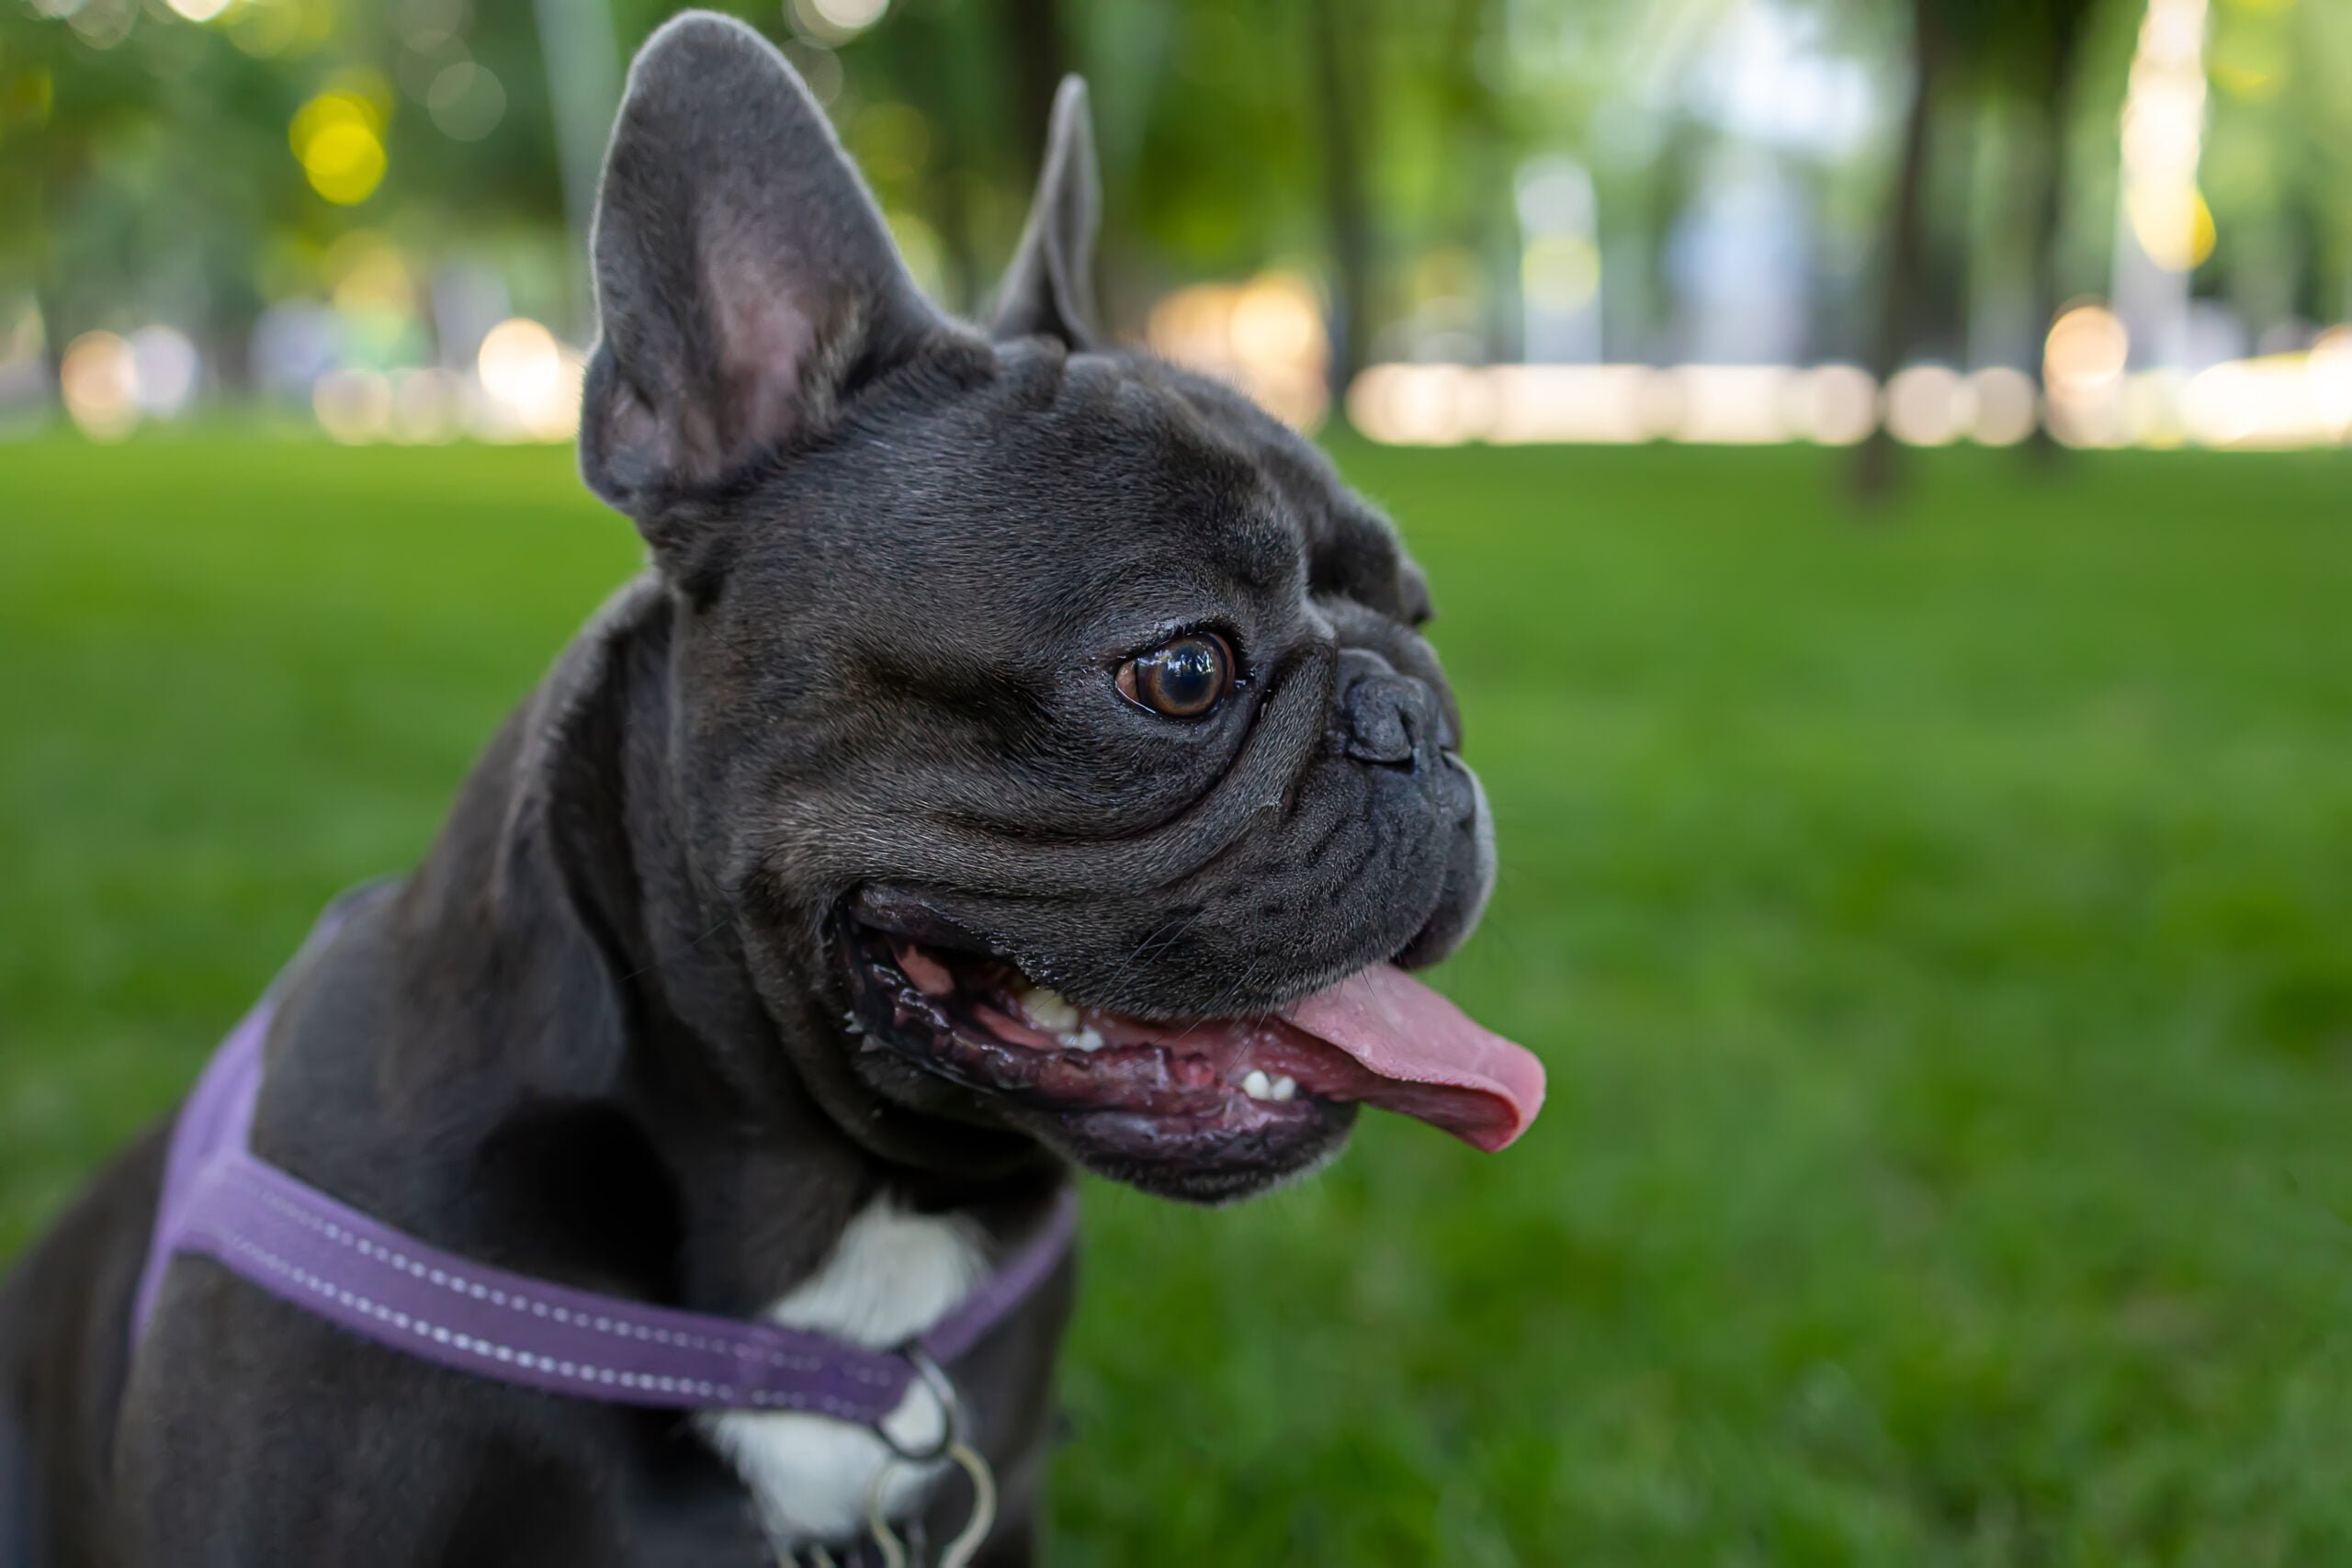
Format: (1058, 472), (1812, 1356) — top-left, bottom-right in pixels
(6, 432), (2352, 1563)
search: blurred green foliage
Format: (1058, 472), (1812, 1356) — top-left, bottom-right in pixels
(5, 436), (2350, 1558)
(0, 0), (1557, 347)
(5, 0), (2351, 383)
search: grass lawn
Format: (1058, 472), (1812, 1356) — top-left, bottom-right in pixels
(5, 431), (2351, 1563)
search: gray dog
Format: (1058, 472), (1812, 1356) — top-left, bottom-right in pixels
(0, 14), (1540, 1564)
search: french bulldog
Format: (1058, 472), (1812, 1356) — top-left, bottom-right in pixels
(0, 13), (1540, 1564)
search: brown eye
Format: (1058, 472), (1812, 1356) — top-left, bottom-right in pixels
(1116, 632), (1236, 719)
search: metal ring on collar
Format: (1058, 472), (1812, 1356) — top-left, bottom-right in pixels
(875, 1342), (964, 1462)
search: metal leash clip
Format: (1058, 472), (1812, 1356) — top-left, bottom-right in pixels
(860, 1344), (998, 1568)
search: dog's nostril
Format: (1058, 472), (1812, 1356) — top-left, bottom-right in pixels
(1343, 705), (1414, 766)
(1340, 677), (1419, 767)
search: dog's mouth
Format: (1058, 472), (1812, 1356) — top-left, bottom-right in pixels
(836, 898), (1544, 1153)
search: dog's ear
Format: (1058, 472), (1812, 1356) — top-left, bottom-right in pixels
(580, 12), (945, 550)
(989, 76), (1101, 349)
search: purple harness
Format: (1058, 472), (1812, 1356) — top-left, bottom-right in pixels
(130, 913), (1077, 1427)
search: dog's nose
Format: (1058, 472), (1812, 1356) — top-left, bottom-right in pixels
(1337, 649), (1443, 770)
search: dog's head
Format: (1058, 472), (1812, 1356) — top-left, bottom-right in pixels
(579, 13), (1541, 1203)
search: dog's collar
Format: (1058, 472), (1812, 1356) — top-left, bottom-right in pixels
(129, 902), (1078, 1427)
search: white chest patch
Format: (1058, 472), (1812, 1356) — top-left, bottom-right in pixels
(699, 1198), (989, 1550)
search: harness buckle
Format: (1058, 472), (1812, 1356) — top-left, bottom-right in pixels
(859, 1343), (997, 1568)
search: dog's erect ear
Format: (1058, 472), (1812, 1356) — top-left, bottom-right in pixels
(989, 76), (1101, 349)
(580, 12), (944, 541)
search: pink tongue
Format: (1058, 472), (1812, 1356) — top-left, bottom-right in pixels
(1278, 965), (1545, 1152)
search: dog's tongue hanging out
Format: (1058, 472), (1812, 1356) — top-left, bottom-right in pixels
(875, 924), (1544, 1150)
(1277, 966), (1544, 1152)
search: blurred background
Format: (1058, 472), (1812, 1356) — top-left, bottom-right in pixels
(5, 0), (2352, 1561)
(5, 0), (2351, 452)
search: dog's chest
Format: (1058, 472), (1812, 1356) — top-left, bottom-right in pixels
(698, 1199), (989, 1550)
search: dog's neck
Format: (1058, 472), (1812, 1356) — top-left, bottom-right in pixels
(247, 576), (1057, 1317)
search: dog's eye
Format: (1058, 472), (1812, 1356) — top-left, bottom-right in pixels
(1116, 632), (1236, 719)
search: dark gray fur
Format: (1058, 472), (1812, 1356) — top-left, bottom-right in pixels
(0, 13), (1493, 1563)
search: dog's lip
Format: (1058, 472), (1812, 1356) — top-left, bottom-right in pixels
(836, 908), (1318, 1122)
(834, 893), (1544, 1151)
(845, 885), (1001, 959)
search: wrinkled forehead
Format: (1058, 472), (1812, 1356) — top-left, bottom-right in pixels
(1016, 349), (1431, 625)
(1038, 350), (1308, 595)
(1121, 355), (1430, 625)
(720, 344), (1430, 642)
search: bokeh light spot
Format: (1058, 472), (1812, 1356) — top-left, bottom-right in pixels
(65, 0), (135, 49)
(426, 61), (505, 141)
(1884, 365), (1967, 446)
(791, 0), (888, 42)
(817, 0), (888, 26)
(314, 368), (392, 444)
(127, 325), (201, 416)
(1230, 276), (1323, 370)
(1149, 275), (1330, 433)
(779, 40), (843, 106)
(389, 368), (465, 444)
(478, 318), (560, 405)
(475, 318), (582, 441)
(1521, 234), (1600, 313)
(2044, 304), (2130, 392)
(232, 0), (331, 59)
(854, 102), (932, 186)
(1782, 366), (1878, 446)
(328, 235), (416, 318)
(1968, 367), (2041, 446)
(291, 87), (390, 205)
(1, 68), (56, 130)
(2126, 184), (2217, 272)
(2309, 327), (2352, 437)
(301, 122), (388, 204)
(61, 332), (141, 441)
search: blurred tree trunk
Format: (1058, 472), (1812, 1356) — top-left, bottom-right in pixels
(2025, 5), (2094, 463)
(533, 0), (623, 340)
(1854, 0), (1948, 502)
(998, 0), (1069, 185)
(32, 175), (66, 389)
(34, 280), (64, 389)
(1440, 0), (1518, 363)
(1308, 0), (1373, 415)
(1934, 99), (1975, 362)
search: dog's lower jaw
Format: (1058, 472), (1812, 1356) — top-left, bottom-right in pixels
(741, 928), (1069, 1182)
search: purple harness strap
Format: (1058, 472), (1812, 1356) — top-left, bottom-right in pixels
(130, 915), (1078, 1425)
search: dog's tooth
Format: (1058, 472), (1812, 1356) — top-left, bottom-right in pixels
(1066, 1027), (1106, 1054)
(1018, 984), (1080, 1033)
(1241, 1069), (1273, 1101)
(1270, 1075), (1297, 1100)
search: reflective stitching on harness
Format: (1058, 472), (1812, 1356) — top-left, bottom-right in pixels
(211, 1232), (898, 1419)
(234, 1173), (900, 1386)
